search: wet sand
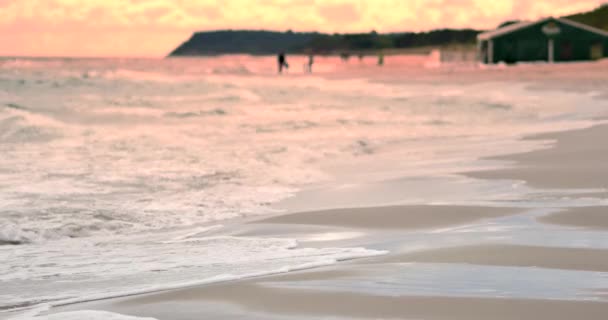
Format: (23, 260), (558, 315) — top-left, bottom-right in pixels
(380, 244), (608, 272)
(539, 206), (608, 230)
(466, 124), (608, 189)
(260, 205), (520, 230)
(114, 281), (608, 320)
(49, 105), (608, 318)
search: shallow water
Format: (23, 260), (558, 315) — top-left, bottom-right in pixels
(266, 262), (608, 301)
(1, 56), (608, 315)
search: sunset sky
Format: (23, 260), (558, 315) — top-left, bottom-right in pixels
(1, 0), (605, 57)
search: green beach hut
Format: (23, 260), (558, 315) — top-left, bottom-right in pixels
(478, 17), (608, 64)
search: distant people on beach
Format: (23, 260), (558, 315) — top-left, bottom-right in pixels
(277, 53), (289, 73)
(377, 53), (384, 66)
(306, 54), (314, 73)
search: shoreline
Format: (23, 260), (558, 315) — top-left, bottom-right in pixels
(7, 66), (608, 320)
(465, 124), (608, 190)
(39, 125), (608, 320)
(112, 282), (608, 320)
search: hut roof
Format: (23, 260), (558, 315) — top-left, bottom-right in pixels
(478, 17), (608, 41)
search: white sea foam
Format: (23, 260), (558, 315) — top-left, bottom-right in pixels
(0, 227), (385, 311)
(15, 310), (157, 320)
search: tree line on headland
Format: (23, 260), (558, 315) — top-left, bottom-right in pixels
(169, 29), (480, 56)
(169, 4), (608, 57)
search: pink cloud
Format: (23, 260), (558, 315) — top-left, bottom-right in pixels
(0, 0), (604, 57)
(317, 2), (361, 25)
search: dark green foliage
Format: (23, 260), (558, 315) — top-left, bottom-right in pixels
(168, 29), (480, 56)
(169, 30), (319, 56)
(498, 21), (521, 28)
(391, 29), (479, 48)
(567, 4), (608, 31)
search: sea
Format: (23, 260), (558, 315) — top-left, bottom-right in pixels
(1, 54), (608, 319)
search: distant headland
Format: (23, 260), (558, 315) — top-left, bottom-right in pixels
(168, 29), (479, 57)
(168, 5), (608, 57)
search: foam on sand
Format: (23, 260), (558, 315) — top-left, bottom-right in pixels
(0, 230), (385, 312)
(15, 310), (156, 320)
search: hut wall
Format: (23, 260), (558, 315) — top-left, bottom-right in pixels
(488, 19), (608, 63)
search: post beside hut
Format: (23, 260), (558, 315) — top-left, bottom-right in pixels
(542, 22), (561, 63)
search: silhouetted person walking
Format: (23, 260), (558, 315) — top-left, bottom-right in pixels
(278, 52), (289, 73)
(307, 54), (314, 73)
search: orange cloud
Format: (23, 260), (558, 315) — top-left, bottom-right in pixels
(317, 2), (361, 25)
(0, 0), (604, 57)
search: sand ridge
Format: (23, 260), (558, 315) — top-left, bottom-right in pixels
(379, 244), (608, 272)
(539, 206), (608, 230)
(117, 281), (608, 320)
(259, 205), (521, 230)
(466, 124), (608, 189)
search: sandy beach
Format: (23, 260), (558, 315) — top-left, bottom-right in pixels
(540, 206), (608, 230)
(381, 244), (608, 272)
(101, 280), (608, 320)
(260, 205), (521, 230)
(4, 60), (608, 320)
(466, 124), (608, 189)
(5, 1), (608, 318)
(47, 124), (608, 319)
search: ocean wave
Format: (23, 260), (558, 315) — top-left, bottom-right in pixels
(1, 232), (385, 313)
(211, 65), (252, 75)
(92, 69), (180, 83)
(4, 103), (28, 111)
(0, 104), (64, 143)
(0, 221), (94, 245)
(247, 120), (320, 133)
(425, 119), (452, 126)
(483, 102), (513, 110)
(0, 240), (24, 245)
(164, 108), (227, 118)
(0, 223), (38, 245)
(0, 115), (60, 143)
(0, 59), (52, 69)
(352, 139), (375, 155)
